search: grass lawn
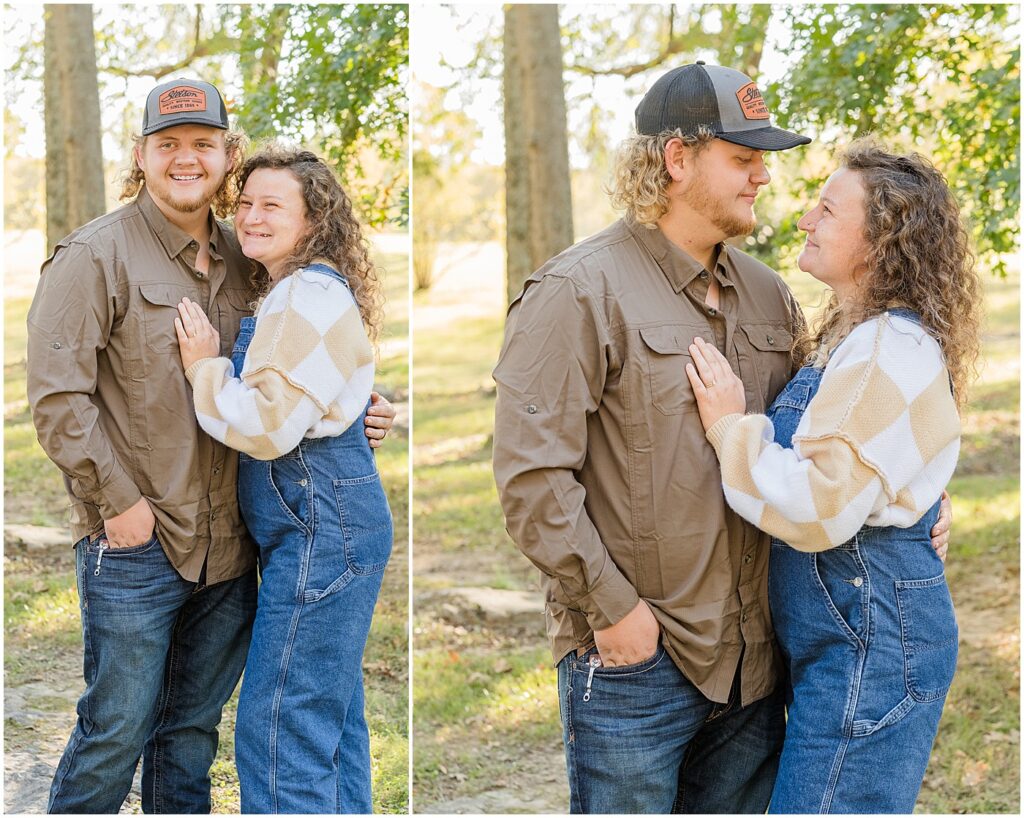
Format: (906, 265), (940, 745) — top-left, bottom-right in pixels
(412, 249), (1019, 813)
(3, 236), (410, 813)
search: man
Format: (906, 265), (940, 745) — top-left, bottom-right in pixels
(27, 78), (395, 814)
(492, 62), (950, 813)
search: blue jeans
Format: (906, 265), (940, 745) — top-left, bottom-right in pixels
(557, 644), (784, 813)
(233, 421), (392, 813)
(48, 536), (256, 814)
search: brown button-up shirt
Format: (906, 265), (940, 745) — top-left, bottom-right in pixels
(493, 217), (806, 705)
(26, 187), (257, 584)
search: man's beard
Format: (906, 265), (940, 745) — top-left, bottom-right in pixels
(163, 187), (218, 214)
(681, 173), (756, 239)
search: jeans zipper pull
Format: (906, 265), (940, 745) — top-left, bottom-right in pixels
(94, 541), (108, 576)
(583, 654), (601, 702)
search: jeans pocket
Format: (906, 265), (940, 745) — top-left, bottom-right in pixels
(590, 644), (666, 676)
(334, 473), (393, 575)
(85, 532), (160, 556)
(895, 574), (958, 702)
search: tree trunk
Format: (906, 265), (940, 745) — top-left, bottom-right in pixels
(43, 4), (105, 253)
(502, 4), (573, 305)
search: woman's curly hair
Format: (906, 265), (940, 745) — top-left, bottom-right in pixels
(119, 129), (248, 217)
(609, 126), (716, 226)
(238, 142), (383, 345)
(807, 137), (982, 409)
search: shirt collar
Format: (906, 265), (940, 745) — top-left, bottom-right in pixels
(626, 217), (733, 293)
(136, 186), (220, 260)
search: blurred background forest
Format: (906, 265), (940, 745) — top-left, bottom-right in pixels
(412, 3), (1019, 813)
(3, 4), (408, 813)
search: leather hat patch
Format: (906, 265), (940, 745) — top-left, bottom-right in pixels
(736, 82), (769, 120)
(158, 86), (208, 115)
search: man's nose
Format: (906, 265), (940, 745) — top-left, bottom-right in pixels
(751, 160), (770, 186)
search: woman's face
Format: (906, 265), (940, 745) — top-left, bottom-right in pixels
(797, 167), (870, 301)
(235, 168), (308, 280)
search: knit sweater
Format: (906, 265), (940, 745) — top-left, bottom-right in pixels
(186, 266), (374, 460)
(705, 313), (960, 552)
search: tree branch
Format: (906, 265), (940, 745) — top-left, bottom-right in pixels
(100, 6), (239, 79)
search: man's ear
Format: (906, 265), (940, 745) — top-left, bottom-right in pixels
(664, 137), (688, 182)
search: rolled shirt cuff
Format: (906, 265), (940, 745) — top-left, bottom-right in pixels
(573, 567), (642, 632)
(74, 469), (142, 521)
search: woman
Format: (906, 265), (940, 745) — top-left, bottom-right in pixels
(685, 139), (981, 813)
(174, 144), (392, 813)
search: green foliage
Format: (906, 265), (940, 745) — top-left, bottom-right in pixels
(767, 4), (1020, 275)
(232, 4), (408, 226)
(4, 4), (408, 229)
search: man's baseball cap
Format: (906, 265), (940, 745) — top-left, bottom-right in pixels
(635, 62), (811, 151)
(142, 78), (229, 136)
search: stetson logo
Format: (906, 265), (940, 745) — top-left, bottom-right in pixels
(158, 86), (208, 116)
(736, 82), (770, 120)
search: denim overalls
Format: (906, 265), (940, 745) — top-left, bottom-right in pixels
(230, 264), (393, 814)
(765, 311), (957, 814)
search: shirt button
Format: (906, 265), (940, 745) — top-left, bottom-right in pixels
(526, 404), (538, 414)
(743, 553), (752, 565)
(51, 342), (62, 349)
(708, 308), (717, 317)
(852, 576), (864, 587)
(699, 271), (709, 280)
(210, 511), (216, 521)
(741, 611), (748, 623)
(767, 335), (775, 345)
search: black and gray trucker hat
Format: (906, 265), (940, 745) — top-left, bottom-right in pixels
(635, 62), (811, 151)
(142, 78), (229, 136)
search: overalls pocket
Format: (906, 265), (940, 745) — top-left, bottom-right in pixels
(895, 574), (959, 702)
(334, 473), (393, 575)
(267, 455), (313, 538)
(813, 543), (870, 647)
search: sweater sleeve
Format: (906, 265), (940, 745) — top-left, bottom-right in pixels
(186, 271), (374, 460)
(706, 316), (960, 551)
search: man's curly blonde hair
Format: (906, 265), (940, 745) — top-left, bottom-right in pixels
(609, 126), (716, 226)
(119, 129), (248, 217)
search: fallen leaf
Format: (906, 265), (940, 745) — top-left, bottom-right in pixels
(961, 759), (989, 788)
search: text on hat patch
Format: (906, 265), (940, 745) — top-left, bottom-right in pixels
(736, 83), (769, 120)
(159, 86), (208, 115)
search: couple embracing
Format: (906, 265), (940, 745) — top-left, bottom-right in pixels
(27, 78), (397, 814)
(493, 62), (979, 814)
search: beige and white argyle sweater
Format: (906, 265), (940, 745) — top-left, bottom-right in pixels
(705, 313), (960, 552)
(185, 266), (374, 460)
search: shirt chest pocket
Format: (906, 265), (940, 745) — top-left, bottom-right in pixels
(637, 326), (711, 416)
(740, 322), (795, 406)
(138, 283), (201, 354)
